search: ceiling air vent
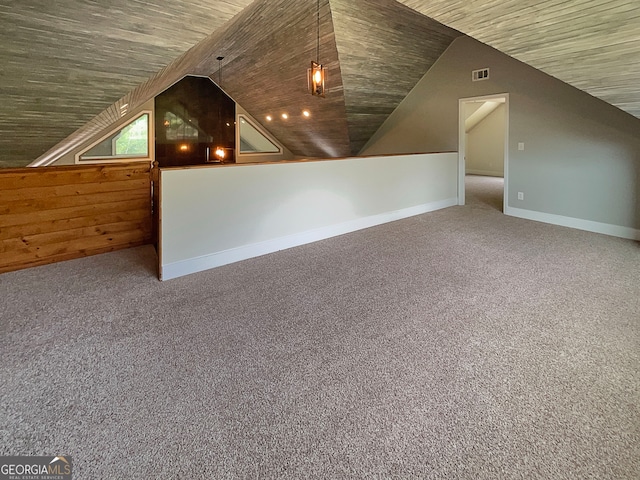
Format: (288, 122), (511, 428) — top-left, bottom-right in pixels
(472, 68), (490, 81)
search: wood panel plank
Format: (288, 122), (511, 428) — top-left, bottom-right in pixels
(0, 242), (149, 274)
(0, 178), (150, 202)
(0, 229), (151, 267)
(0, 208), (151, 241)
(0, 164), (151, 190)
(0, 239), (150, 275)
(0, 220), (151, 254)
(0, 198), (151, 228)
(0, 189), (150, 216)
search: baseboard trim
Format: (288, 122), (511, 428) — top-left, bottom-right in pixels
(161, 197), (458, 280)
(505, 206), (640, 240)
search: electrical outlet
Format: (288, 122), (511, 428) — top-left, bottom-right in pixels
(518, 192), (524, 200)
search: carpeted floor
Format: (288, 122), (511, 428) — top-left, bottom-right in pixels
(465, 174), (504, 212)
(1, 176), (638, 479)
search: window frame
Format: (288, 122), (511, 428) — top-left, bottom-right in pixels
(236, 114), (283, 157)
(75, 110), (153, 164)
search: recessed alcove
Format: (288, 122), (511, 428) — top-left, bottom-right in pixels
(155, 75), (236, 167)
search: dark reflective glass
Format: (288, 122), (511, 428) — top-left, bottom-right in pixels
(155, 75), (236, 167)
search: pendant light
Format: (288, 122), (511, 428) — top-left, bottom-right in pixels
(309, 0), (326, 97)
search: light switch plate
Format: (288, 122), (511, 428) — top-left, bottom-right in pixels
(518, 142), (525, 151)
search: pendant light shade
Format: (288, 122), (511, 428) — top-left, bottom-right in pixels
(309, 61), (326, 97)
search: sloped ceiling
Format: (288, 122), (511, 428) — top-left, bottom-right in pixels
(0, 0), (255, 167)
(193, 0), (352, 158)
(25, 0), (462, 166)
(330, 0), (461, 155)
(193, 0), (461, 157)
(397, 0), (640, 118)
(1, 0), (639, 167)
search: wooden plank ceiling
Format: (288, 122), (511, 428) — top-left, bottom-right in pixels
(1, 0), (639, 167)
(398, 0), (640, 118)
(0, 0), (254, 168)
(192, 0), (352, 158)
(27, 0), (460, 165)
(330, 0), (462, 155)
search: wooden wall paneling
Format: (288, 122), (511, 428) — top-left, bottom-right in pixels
(0, 164), (152, 188)
(1, 191), (150, 216)
(0, 178), (150, 202)
(0, 209), (151, 242)
(0, 163), (152, 274)
(0, 229), (151, 266)
(0, 199), (151, 229)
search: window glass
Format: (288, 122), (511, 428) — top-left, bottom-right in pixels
(80, 114), (149, 160)
(239, 116), (280, 154)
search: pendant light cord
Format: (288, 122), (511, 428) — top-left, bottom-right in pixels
(316, 0), (320, 64)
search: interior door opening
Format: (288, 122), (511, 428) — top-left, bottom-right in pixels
(458, 94), (509, 212)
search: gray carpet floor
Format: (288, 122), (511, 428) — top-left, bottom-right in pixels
(1, 175), (639, 479)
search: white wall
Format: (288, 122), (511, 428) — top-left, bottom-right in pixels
(159, 153), (458, 280)
(362, 36), (640, 239)
(466, 103), (505, 177)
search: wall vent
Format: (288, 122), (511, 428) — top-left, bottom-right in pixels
(472, 68), (490, 81)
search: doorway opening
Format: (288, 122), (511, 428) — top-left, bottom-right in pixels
(458, 94), (509, 212)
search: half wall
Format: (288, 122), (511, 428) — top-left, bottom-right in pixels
(159, 153), (457, 280)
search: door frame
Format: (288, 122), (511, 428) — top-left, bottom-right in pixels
(458, 93), (509, 211)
